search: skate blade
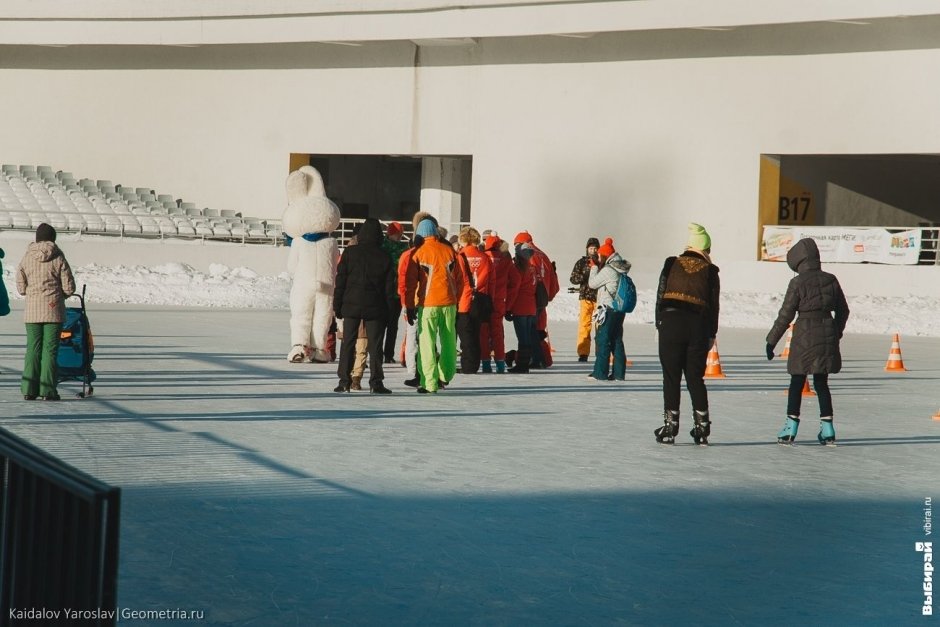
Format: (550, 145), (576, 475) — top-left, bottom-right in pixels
(822, 441), (837, 448)
(777, 439), (795, 446)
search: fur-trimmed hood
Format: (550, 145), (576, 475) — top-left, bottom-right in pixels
(411, 211), (437, 233)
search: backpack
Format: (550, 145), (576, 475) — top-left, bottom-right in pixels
(610, 272), (637, 313)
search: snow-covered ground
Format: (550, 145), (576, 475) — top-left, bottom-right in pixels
(3, 260), (938, 337)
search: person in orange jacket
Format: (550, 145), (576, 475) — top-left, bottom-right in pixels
(513, 231), (559, 368)
(404, 218), (464, 393)
(505, 242), (538, 373)
(480, 234), (519, 373)
(456, 227), (493, 374)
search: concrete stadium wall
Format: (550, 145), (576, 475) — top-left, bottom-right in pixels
(2, 21), (940, 296)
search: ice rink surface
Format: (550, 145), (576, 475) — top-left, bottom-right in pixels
(1, 305), (938, 626)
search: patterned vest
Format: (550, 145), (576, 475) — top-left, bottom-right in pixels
(663, 255), (710, 307)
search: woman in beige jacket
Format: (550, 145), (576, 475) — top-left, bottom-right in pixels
(16, 223), (75, 400)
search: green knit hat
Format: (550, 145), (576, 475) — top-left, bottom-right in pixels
(687, 223), (711, 251)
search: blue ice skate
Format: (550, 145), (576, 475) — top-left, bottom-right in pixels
(777, 416), (800, 445)
(817, 418), (836, 446)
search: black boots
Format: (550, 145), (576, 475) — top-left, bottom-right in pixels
(690, 410), (711, 446)
(654, 410), (680, 444)
(507, 348), (531, 373)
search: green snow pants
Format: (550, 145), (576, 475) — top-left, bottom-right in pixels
(417, 305), (457, 393)
(22, 322), (61, 398)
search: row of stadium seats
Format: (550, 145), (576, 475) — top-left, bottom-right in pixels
(0, 164), (282, 240)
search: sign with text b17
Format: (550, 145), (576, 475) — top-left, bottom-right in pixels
(762, 226), (921, 265)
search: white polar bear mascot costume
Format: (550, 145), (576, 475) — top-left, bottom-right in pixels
(282, 165), (341, 363)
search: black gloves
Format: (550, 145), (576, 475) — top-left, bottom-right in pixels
(504, 312), (514, 322)
(406, 308), (417, 326)
(766, 343), (775, 361)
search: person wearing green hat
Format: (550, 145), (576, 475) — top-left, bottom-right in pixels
(653, 223), (720, 445)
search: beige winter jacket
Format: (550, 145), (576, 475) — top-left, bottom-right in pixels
(16, 241), (76, 323)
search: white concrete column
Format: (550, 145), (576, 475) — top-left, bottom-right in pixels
(420, 157), (464, 235)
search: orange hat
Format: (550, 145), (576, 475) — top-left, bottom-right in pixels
(598, 237), (615, 258)
(484, 235), (501, 251)
(513, 231), (533, 245)
(387, 221), (403, 237)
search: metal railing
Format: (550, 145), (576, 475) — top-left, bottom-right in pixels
(0, 427), (120, 627)
(332, 218), (471, 250)
(0, 213), (474, 249)
(0, 206), (284, 246)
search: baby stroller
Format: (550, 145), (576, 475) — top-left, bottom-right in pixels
(57, 285), (96, 398)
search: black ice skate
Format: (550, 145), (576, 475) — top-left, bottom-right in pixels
(690, 410), (711, 446)
(654, 410), (680, 444)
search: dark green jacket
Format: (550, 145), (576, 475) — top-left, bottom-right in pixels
(381, 237), (409, 267)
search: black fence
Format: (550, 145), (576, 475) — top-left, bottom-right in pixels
(0, 427), (120, 627)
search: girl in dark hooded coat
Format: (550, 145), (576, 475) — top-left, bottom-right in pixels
(766, 237), (850, 445)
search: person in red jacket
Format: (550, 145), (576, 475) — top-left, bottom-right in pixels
(398, 237), (420, 386)
(505, 242), (538, 373)
(513, 231), (559, 368)
(456, 227), (493, 374)
(480, 234), (519, 373)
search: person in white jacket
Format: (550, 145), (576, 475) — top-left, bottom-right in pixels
(587, 238), (631, 381)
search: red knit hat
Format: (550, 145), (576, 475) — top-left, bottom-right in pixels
(513, 231), (533, 245)
(386, 221), (403, 237)
(484, 235), (501, 251)
(598, 237), (615, 258)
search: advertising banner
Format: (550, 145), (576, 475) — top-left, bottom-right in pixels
(762, 227), (920, 265)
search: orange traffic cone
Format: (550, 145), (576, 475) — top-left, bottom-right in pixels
(704, 342), (726, 378)
(801, 378), (816, 397)
(779, 324), (793, 357)
(884, 333), (908, 372)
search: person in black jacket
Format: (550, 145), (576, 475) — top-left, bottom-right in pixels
(766, 237), (849, 446)
(333, 218), (397, 394)
(654, 223), (720, 445)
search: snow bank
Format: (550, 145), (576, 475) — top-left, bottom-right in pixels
(3, 264), (937, 336)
